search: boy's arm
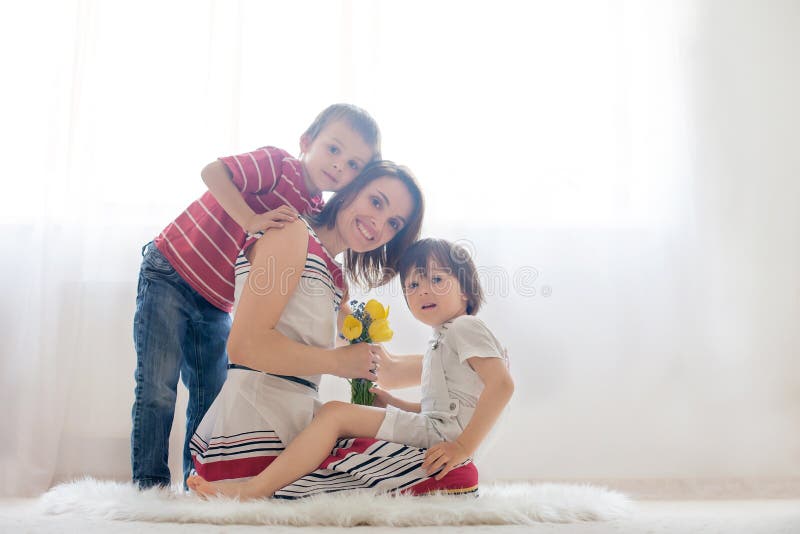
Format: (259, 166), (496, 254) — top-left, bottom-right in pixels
(369, 386), (421, 413)
(202, 160), (297, 234)
(374, 348), (423, 390)
(422, 357), (514, 480)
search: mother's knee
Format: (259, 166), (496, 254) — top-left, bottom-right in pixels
(317, 400), (349, 422)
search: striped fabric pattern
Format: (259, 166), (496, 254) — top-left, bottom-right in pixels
(192, 432), (479, 499)
(274, 438), (479, 499)
(190, 430), (285, 483)
(233, 218), (344, 311)
(154, 146), (323, 313)
(302, 225), (345, 303)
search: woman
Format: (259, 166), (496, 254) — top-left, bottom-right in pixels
(188, 161), (428, 489)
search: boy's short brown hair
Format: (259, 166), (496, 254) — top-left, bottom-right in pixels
(397, 238), (485, 315)
(303, 103), (381, 160)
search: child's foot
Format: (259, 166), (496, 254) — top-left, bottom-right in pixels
(186, 474), (268, 500)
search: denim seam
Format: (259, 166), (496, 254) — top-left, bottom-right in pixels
(193, 315), (204, 417)
(131, 275), (148, 470)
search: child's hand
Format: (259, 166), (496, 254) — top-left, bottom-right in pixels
(369, 386), (394, 408)
(421, 440), (471, 481)
(245, 205), (297, 235)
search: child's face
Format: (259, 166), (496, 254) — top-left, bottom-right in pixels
(403, 261), (469, 327)
(300, 120), (374, 194)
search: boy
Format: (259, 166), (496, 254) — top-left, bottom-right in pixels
(132, 104), (380, 489)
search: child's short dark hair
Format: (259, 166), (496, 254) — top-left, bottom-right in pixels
(303, 103), (381, 160)
(398, 238), (485, 315)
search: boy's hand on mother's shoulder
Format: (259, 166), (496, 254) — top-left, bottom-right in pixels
(245, 205), (298, 235)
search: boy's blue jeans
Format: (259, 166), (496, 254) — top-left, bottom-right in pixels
(131, 242), (230, 489)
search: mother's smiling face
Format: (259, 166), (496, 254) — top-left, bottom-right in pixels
(336, 176), (414, 253)
(313, 160), (425, 289)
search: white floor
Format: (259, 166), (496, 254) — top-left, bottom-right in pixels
(2, 498), (799, 534)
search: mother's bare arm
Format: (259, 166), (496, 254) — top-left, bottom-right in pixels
(227, 220), (377, 380)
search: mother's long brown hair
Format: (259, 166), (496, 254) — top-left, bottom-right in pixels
(311, 160), (424, 289)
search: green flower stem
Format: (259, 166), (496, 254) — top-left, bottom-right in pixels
(345, 306), (379, 405)
(349, 378), (376, 406)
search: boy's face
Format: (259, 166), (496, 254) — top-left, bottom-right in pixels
(403, 261), (469, 327)
(300, 120), (374, 194)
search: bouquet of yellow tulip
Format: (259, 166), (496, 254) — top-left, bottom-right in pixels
(342, 299), (393, 405)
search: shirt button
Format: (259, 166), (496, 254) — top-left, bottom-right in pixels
(449, 402), (456, 410)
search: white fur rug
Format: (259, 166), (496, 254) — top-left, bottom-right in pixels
(38, 478), (634, 526)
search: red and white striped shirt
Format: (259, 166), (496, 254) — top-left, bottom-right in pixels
(154, 146), (324, 312)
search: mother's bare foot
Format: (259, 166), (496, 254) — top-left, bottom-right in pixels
(187, 474), (266, 500)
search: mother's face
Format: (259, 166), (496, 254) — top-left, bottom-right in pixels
(336, 176), (414, 253)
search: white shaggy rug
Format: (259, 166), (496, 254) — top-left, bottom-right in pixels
(38, 478), (634, 526)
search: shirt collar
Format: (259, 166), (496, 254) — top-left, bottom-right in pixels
(431, 320), (454, 348)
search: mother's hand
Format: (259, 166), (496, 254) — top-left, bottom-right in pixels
(332, 343), (381, 381)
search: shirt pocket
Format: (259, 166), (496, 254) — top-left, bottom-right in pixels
(430, 397), (460, 416)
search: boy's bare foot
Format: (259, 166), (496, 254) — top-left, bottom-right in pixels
(186, 474), (268, 500)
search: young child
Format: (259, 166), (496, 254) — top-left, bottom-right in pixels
(132, 104), (381, 489)
(187, 237), (514, 499)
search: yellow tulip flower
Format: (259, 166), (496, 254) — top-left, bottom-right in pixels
(365, 299), (389, 321)
(342, 315), (363, 341)
(368, 318), (393, 343)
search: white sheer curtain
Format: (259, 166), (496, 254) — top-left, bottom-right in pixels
(2, 0), (798, 497)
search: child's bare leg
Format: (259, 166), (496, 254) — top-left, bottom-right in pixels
(188, 402), (386, 500)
